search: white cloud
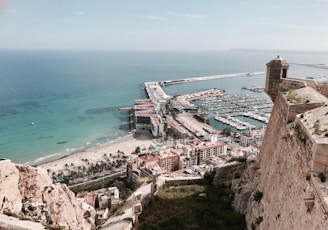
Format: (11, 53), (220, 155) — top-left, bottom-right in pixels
(142, 15), (167, 21)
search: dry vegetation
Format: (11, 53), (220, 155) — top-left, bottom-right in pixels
(285, 90), (302, 104)
(138, 184), (246, 230)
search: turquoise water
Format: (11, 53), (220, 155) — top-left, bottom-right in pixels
(1, 50), (328, 164)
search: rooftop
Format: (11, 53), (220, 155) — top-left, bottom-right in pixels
(139, 154), (159, 164)
(194, 141), (224, 150)
(266, 55), (289, 67)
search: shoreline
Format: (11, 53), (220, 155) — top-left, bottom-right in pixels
(31, 133), (134, 167)
(37, 132), (154, 173)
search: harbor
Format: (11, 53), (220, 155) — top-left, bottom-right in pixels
(197, 93), (272, 130)
(142, 72), (272, 134)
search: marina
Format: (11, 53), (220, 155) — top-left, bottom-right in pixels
(143, 74), (272, 133)
(197, 93), (272, 129)
(215, 115), (256, 130)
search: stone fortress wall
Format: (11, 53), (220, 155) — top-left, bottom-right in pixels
(225, 56), (328, 229)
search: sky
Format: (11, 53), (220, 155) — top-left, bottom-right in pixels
(0, 0), (328, 51)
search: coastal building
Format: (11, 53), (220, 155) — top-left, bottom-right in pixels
(192, 140), (227, 165)
(169, 143), (197, 168)
(239, 127), (266, 147)
(134, 99), (156, 131)
(127, 151), (181, 182)
(139, 161), (162, 178)
(150, 115), (164, 137)
(127, 154), (162, 183)
(166, 115), (190, 138)
(126, 157), (141, 184)
(80, 187), (119, 210)
(126, 137), (228, 182)
(134, 99), (165, 137)
(108, 187), (120, 203)
(157, 150), (180, 172)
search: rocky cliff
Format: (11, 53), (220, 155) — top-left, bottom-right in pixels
(226, 87), (328, 230)
(0, 159), (96, 230)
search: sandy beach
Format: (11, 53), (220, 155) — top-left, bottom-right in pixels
(38, 133), (154, 173)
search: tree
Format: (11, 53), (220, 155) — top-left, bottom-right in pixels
(222, 127), (232, 137)
(204, 170), (216, 185)
(135, 146), (141, 154)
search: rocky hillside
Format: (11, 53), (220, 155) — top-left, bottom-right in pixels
(0, 159), (96, 230)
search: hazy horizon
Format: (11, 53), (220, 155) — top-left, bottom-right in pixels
(1, 1), (328, 51)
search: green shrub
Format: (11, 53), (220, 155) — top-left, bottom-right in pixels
(255, 216), (263, 225)
(253, 191), (263, 202)
(306, 174), (311, 181)
(228, 157), (247, 163)
(319, 173), (326, 182)
(204, 170), (216, 185)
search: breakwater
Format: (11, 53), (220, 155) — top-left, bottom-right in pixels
(159, 71), (265, 86)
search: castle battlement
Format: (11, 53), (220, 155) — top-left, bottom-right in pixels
(296, 105), (328, 172)
(265, 56), (328, 172)
(229, 57), (328, 230)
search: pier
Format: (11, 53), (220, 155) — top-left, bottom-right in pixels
(242, 86), (264, 93)
(215, 115), (256, 130)
(159, 71), (265, 86)
(144, 82), (171, 104)
(143, 71), (265, 104)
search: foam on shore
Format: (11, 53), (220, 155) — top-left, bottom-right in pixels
(32, 133), (134, 167)
(37, 132), (153, 173)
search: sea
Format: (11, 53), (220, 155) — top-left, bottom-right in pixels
(1, 49), (328, 165)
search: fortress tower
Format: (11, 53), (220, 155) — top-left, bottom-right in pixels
(265, 55), (289, 101)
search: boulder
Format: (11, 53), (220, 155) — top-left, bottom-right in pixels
(0, 159), (95, 230)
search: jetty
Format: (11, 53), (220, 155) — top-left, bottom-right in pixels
(242, 86), (264, 93)
(159, 71), (265, 86)
(215, 115), (256, 130)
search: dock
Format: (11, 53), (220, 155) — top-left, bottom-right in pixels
(159, 71), (265, 86)
(143, 82), (171, 104)
(199, 93), (272, 129)
(215, 115), (256, 130)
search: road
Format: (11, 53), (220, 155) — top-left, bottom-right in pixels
(68, 170), (127, 191)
